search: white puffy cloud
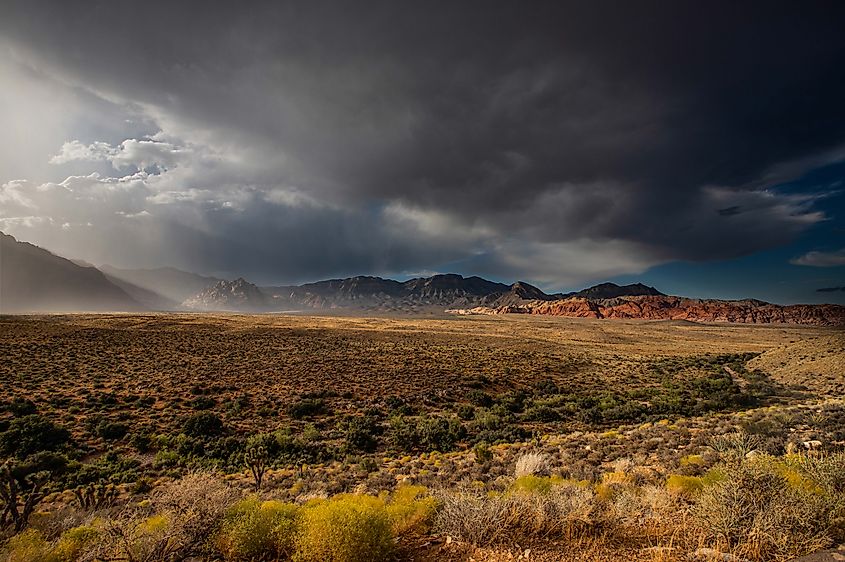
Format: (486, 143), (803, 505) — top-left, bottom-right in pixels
(50, 137), (196, 173)
(791, 248), (845, 267)
(49, 140), (118, 164)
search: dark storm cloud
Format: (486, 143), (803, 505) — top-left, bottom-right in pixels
(1, 0), (844, 284)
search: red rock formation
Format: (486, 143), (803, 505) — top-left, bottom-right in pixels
(530, 296), (845, 325)
(452, 295), (845, 326)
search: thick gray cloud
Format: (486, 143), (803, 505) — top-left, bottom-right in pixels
(1, 1), (844, 287)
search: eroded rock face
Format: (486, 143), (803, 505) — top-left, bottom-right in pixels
(450, 296), (845, 326)
(182, 278), (269, 311)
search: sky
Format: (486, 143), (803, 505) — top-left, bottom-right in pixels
(0, 1), (843, 304)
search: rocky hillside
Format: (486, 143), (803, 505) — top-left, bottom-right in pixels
(0, 232), (142, 313)
(182, 278), (270, 311)
(450, 295), (845, 326)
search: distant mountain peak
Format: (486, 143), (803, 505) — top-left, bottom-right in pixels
(182, 277), (268, 311)
(565, 282), (665, 300)
(509, 281), (555, 301)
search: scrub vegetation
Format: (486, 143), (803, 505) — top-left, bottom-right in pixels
(0, 314), (841, 560)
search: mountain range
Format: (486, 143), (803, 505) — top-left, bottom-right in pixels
(0, 232), (142, 312)
(1, 232), (843, 325)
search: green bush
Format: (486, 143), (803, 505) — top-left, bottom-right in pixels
(473, 442), (493, 464)
(666, 474), (703, 496)
(387, 416), (417, 452)
(288, 399), (327, 419)
(387, 415), (464, 453)
(416, 416), (464, 452)
(96, 421), (129, 440)
(522, 404), (559, 422)
(510, 474), (553, 495)
(385, 485), (438, 536)
(129, 432), (152, 453)
(294, 495), (394, 562)
(7, 398), (37, 417)
(0, 415), (70, 458)
(183, 412), (224, 437)
(341, 416), (380, 453)
(190, 396), (217, 410)
(466, 390), (493, 408)
(456, 404), (475, 420)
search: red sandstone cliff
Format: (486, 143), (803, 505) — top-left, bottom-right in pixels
(452, 296), (845, 326)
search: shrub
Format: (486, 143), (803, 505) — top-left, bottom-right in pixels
(54, 525), (99, 560)
(97, 421), (129, 440)
(387, 415), (417, 452)
(294, 495), (394, 562)
(183, 412), (224, 437)
(385, 485), (437, 536)
(416, 416), (464, 452)
(191, 396), (217, 410)
(434, 483), (596, 546)
(522, 404), (559, 422)
(679, 454), (706, 468)
(456, 404), (475, 421)
(7, 398), (37, 417)
(473, 442), (492, 464)
(288, 399), (327, 419)
(129, 431), (152, 453)
(694, 454), (845, 559)
(216, 497), (299, 561)
(511, 474), (553, 495)
(666, 474), (703, 496)
(467, 390), (493, 408)
(0, 415), (70, 458)
(387, 415), (464, 453)
(341, 415), (379, 453)
(84, 473), (238, 561)
(514, 452), (549, 477)
(1, 529), (55, 562)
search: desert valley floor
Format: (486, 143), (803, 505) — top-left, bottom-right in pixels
(1, 313), (843, 561)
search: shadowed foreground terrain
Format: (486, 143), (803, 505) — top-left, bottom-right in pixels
(0, 314), (843, 561)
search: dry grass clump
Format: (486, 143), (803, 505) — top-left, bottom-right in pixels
(514, 452), (550, 477)
(83, 472), (239, 561)
(434, 480), (598, 545)
(693, 453), (845, 561)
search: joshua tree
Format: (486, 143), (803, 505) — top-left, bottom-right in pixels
(0, 461), (49, 533)
(245, 445), (269, 491)
(74, 481), (119, 510)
